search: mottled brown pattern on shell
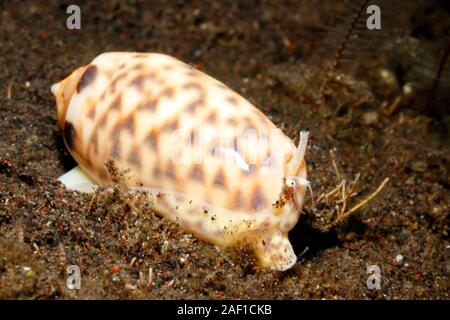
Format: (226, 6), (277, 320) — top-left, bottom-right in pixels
(120, 114), (135, 134)
(206, 111), (216, 124)
(62, 53), (292, 215)
(161, 118), (178, 132)
(213, 168), (227, 188)
(250, 185), (266, 210)
(127, 145), (141, 167)
(145, 130), (159, 150)
(110, 95), (122, 111)
(63, 121), (77, 150)
(110, 73), (127, 93)
(131, 75), (145, 89)
(165, 161), (176, 179)
(140, 99), (157, 111)
(190, 164), (204, 182)
(153, 165), (162, 178)
(183, 82), (205, 114)
(183, 82), (202, 91)
(90, 132), (99, 155)
(186, 100), (203, 113)
(76, 65), (97, 93)
(226, 96), (238, 106)
(160, 87), (174, 99)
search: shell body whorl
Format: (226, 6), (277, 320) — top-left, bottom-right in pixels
(52, 52), (308, 270)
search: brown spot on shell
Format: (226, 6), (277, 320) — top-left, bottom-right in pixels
(183, 82), (204, 113)
(110, 95), (122, 111)
(213, 168), (227, 188)
(153, 166), (161, 177)
(145, 130), (159, 150)
(63, 121), (77, 150)
(76, 65), (97, 93)
(226, 96), (238, 106)
(111, 73), (127, 93)
(186, 99), (203, 113)
(251, 185), (266, 210)
(165, 162), (176, 179)
(121, 114), (135, 133)
(131, 75), (145, 89)
(190, 164), (204, 182)
(183, 82), (202, 91)
(140, 99), (157, 111)
(160, 87), (174, 99)
(127, 146), (141, 167)
(162, 119), (178, 132)
(91, 132), (99, 155)
(206, 112), (216, 124)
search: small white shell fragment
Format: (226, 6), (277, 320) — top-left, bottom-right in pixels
(51, 52), (309, 271)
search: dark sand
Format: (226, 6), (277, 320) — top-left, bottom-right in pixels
(0, 1), (448, 299)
